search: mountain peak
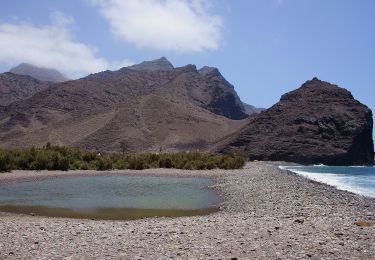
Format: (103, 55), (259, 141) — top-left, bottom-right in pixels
(127, 57), (174, 72)
(9, 63), (69, 83)
(281, 78), (354, 104)
(199, 66), (221, 77)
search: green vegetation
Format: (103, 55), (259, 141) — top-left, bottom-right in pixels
(0, 144), (246, 172)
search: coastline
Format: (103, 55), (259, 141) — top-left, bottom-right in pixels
(0, 162), (374, 258)
(279, 164), (375, 198)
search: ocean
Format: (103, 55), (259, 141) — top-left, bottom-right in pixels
(279, 165), (375, 198)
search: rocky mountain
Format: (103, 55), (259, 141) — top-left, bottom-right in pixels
(242, 103), (264, 116)
(127, 56), (174, 71)
(0, 73), (51, 106)
(213, 78), (374, 165)
(10, 63), (69, 83)
(0, 58), (252, 152)
(196, 66), (249, 120)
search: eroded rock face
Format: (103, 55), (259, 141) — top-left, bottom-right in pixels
(217, 78), (374, 165)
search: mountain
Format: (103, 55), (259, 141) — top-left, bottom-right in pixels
(0, 73), (51, 106)
(127, 56), (174, 71)
(242, 103), (264, 116)
(213, 78), (374, 165)
(0, 58), (253, 152)
(10, 63), (69, 83)
(196, 66), (250, 120)
(196, 66), (263, 117)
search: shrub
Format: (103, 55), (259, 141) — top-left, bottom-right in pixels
(0, 151), (13, 172)
(51, 153), (70, 171)
(183, 161), (197, 170)
(128, 156), (147, 170)
(219, 150), (247, 169)
(30, 152), (49, 170)
(82, 152), (97, 162)
(96, 157), (113, 171)
(158, 157), (172, 168)
(79, 161), (89, 170)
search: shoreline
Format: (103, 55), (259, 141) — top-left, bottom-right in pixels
(0, 162), (375, 258)
(0, 168), (220, 184)
(279, 164), (375, 199)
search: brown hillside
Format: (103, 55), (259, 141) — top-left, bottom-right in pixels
(0, 58), (249, 152)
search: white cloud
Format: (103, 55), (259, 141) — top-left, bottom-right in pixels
(0, 12), (133, 78)
(108, 59), (134, 70)
(91, 0), (222, 52)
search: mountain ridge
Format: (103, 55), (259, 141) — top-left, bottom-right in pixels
(0, 58), (255, 152)
(10, 63), (69, 83)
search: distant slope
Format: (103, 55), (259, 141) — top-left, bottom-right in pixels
(10, 63), (69, 83)
(242, 103), (264, 116)
(0, 58), (250, 152)
(0, 72), (51, 106)
(212, 78), (374, 165)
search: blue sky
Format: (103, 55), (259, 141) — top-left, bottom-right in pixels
(0, 0), (374, 121)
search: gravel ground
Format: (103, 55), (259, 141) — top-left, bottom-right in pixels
(0, 162), (374, 259)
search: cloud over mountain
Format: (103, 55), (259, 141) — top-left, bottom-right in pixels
(91, 0), (222, 52)
(0, 12), (132, 78)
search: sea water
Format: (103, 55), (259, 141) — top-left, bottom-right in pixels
(280, 165), (375, 198)
(0, 175), (220, 219)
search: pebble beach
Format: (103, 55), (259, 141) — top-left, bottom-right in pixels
(0, 162), (374, 259)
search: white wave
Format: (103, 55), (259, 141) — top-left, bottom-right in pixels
(280, 166), (375, 198)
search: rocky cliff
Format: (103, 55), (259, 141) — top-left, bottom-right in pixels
(215, 78), (374, 165)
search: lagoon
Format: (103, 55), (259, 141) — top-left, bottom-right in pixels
(0, 175), (220, 220)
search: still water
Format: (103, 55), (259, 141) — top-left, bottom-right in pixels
(0, 175), (220, 220)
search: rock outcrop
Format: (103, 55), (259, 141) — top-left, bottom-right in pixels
(215, 78), (374, 165)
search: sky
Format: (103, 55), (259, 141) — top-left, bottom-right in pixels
(0, 0), (374, 121)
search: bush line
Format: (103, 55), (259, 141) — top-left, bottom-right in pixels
(0, 144), (246, 172)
